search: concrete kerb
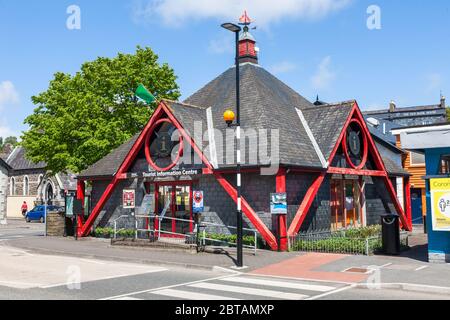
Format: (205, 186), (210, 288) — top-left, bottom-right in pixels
(355, 282), (450, 295)
(5, 245), (240, 275)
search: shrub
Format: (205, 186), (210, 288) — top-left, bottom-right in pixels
(204, 233), (257, 247)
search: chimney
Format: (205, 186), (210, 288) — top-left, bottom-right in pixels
(238, 11), (258, 64)
(389, 100), (396, 113)
(441, 95), (446, 109)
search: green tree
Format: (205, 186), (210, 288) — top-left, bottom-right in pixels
(447, 107), (450, 121)
(4, 136), (18, 146)
(22, 46), (180, 174)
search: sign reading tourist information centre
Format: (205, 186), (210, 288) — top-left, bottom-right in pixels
(430, 178), (450, 231)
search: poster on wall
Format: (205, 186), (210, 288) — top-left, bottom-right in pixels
(193, 191), (204, 213)
(430, 178), (450, 232)
(270, 193), (287, 215)
(123, 189), (136, 209)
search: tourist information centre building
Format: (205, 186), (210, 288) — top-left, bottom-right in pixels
(76, 18), (412, 251)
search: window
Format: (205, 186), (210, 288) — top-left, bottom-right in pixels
(23, 176), (29, 196)
(441, 155), (450, 174)
(10, 177), (15, 196)
(410, 151), (425, 166)
(331, 179), (363, 230)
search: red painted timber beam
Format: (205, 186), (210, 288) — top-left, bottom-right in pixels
(276, 169), (288, 251)
(287, 173), (326, 237)
(327, 167), (386, 177)
(77, 106), (166, 237)
(405, 177), (413, 228)
(214, 172), (279, 251)
(383, 176), (412, 231)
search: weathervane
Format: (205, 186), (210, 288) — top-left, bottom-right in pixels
(239, 10), (256, 31)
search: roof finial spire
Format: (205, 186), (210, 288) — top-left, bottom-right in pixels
(237, 11), (258, 64)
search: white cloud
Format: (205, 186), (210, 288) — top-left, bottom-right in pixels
(311, 56), (335, 90)
(0, 81), (19, 108)
(268, 61), (297, 75)
(132, 0), (352, 27)
(426, 73), (443, 94)
(0, 125), (17, 139)
(207, 35), (234, 54)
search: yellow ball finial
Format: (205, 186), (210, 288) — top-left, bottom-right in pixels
(223, 110), (236, 126)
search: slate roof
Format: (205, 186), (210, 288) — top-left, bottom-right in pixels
(6, 147), (46, 171)
(364, 104), (445, 115)
(78, 134), (140, 178)
(79, 62), (405, 178)
(381, 156), (409, 177)
(302, 101), (355, 161)
(184, 63), (323, 168)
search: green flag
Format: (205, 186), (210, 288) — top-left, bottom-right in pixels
(135, 84), (156, 104)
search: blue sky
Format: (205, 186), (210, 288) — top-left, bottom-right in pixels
(1, 0), (449, 138)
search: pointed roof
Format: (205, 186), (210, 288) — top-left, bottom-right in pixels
(184, 63), (325, 168)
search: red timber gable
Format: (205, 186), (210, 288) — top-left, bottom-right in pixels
(77, 100), (279, 250)
(287, 101), (412, 237)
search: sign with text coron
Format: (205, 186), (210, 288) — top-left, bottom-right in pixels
(123, 189), (136, 209)
(430, 178), (450, 232)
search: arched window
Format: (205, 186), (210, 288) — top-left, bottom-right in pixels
(23, 176), (29, 196)
(10, 177), (15, 196)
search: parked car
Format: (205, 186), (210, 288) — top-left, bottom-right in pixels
(25, 205), (64, 223)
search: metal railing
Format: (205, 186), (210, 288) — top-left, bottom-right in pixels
(289, 229), (409, 256)
(111, 214), (258, 255)
(197, 221), (258, 256)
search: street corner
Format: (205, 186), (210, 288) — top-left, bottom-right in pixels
(249, 252), (370, 284)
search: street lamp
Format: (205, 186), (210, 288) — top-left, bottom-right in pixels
(222, 22), (244, 268)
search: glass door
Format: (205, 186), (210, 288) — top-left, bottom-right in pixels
(174, 185), (192, 235)
(156, 183), (193, 237)
(331, 179), (362, 230)
(157, 185), (173, 235)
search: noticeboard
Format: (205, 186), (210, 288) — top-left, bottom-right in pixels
(270, 193), (287, 215)
(193, 191), (204, 213)
(430, 178), (450, 232)
(123, 189), (136, 209)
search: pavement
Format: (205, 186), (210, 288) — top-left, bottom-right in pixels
(2, 219), (450, 299)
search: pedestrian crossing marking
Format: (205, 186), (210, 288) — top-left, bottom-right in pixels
(113, 297), (143, 300)
(151, 288), (239, 300)
(189, 282), (309, 300)
(221, 276), (335, 292)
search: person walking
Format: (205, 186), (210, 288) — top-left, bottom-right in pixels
(21, 201), (28, 217)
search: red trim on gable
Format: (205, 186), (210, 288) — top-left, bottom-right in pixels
(78, 100), (280, 247)
(78, 104), (167, 237)
(287, 173), (326, 237)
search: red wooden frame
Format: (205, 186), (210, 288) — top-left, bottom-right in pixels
(327, 167), (386, 177)
(78, 101), (279, 248)
(287, 173), (326, 236)
(145, 118), (184, 172)
(214, 172), (279, 250)
(287, 101), (412, 236)
(276, 169), (288, 251)
(405, 177), (412, 228)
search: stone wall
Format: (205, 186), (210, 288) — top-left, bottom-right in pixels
(365, 176), (397, 225)
(0, 165), (8, 222)
(46, 210), (65, 237)
(286, 173), (331, 233)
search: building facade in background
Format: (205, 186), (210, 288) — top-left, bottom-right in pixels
(364, 97), (448, 226)
(5, 147), (76, 219)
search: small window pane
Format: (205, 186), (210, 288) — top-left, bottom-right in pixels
(410, 151), (425, 165)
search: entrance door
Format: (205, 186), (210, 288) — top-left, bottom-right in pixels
(157, 185), (173, 235)
(156, 183), (192, 236)
(331, 179), (362, 230)
(411, 188), (423, 225)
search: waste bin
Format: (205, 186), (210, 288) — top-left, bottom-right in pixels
(380, 213), (401, 255)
